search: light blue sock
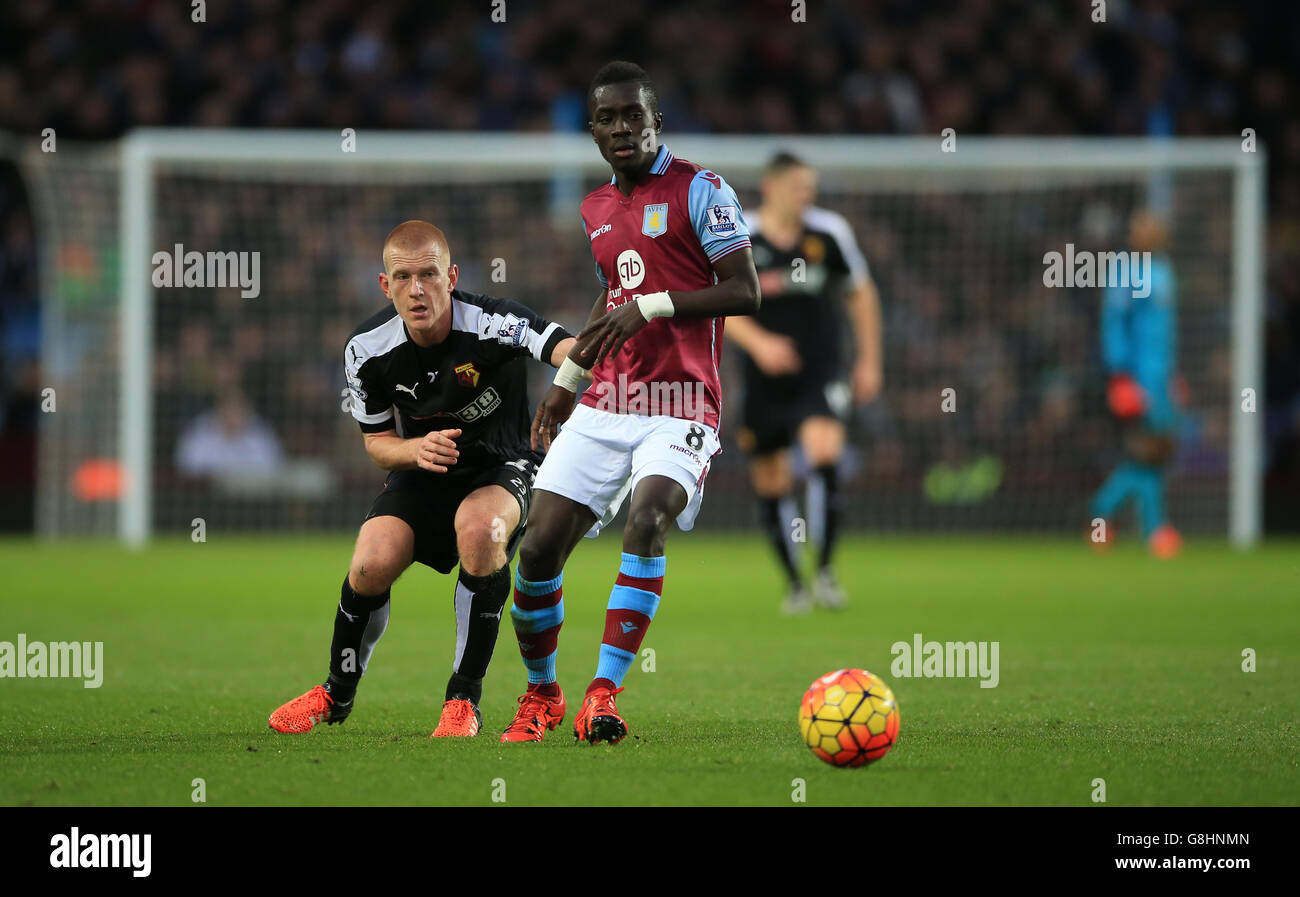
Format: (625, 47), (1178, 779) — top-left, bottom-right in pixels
(510, 572), (564, 685)
(1132, 464), (1166, 539)
(594, 644), (637, 689)
(592, 553), (664, 688)
(1091, 462), (1140, 520)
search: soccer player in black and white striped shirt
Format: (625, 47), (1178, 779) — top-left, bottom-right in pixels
(728, 153), (883, 614)
(268, 221), (576, 737)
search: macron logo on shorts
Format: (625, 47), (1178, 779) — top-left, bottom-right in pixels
(620, 622), (638, 634)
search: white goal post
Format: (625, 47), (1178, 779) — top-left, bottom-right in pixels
(109, 130), (1264, 547)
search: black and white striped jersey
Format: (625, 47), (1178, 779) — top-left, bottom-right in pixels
(344, 289), (571, 466)
(747, 205), (869, 386)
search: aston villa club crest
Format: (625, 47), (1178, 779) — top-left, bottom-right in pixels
(454, 362), (480, 387)
(642, 203), (668, 238)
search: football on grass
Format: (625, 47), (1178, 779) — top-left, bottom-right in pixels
(799, 669), (900, 767)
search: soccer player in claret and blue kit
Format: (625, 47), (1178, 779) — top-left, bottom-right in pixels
(268, 221), (576, 737)
(498, 61), (761, 744)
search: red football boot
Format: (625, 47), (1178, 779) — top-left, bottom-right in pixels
(268, 684), (352, 733)
(431, 698), (482, 737)
(573, 685), (628, 745)
(1149, 524), (1182, 559)
(500, 684), (567, 743)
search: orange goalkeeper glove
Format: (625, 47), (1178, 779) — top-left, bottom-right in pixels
(1107, 374), (1146, 419)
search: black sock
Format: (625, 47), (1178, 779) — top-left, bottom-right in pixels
(759, 496), (802, 587)
(327, 575), (391, 704)
(445, 563), (510, 704)
(809, 464), (841, 571)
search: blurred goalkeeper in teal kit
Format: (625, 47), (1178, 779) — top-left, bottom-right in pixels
(1090, 209), (1183, 558)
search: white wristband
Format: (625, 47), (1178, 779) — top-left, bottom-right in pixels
(553, 356), (585, 392)
(636, 291), (674, 321)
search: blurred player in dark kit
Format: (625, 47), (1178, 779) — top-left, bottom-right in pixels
(728, 153), (882, 613)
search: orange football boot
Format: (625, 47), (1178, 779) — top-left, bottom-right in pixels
(573, 685), (628, 744)
(1149, 524), (1182, 559)
(500, 684), (567, 743)
(268, 684), (352, 733)
(431, 698), (482, 737)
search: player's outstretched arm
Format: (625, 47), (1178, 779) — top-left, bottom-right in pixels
(530, 291), (608, 451)
(578, 249), (760, 368)
(531, 387), (572, 452)
(362, 427), (461, 473)
(663, 247), (761, 318)
(532, 290), (608, 448)
(570, 289), (611, 367)
(724, 314), (802, 376)
(549, 336), (578, 367)
(847, 275), (883, 403)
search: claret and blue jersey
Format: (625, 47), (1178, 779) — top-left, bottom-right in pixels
(578, 144), (752, 431)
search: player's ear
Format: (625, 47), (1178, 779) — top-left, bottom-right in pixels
(378, 272), (390, 299)
(447, 263), (458, 290)
(654, 112), (663, 133)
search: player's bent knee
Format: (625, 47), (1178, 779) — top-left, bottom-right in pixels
(750, 454), (792, 497)
(517, 534), (563, 580)
(456, 522), (508, 577)
(460, 554), (505, 578)
(801, 419), (845, 467)
(455, 514), (501, 550)
(350, 516), (413, 593)
(753, 470), (792, 498)
(624, 504), (673, 546)
(348, 552), (405, 594)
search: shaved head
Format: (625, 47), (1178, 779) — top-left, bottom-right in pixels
(1128, 209), (1169, 254)
(378, 219), (458, 346)
(383, 220), (450, 272)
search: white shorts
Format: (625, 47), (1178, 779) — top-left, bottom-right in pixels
(533, 403), (722, 538)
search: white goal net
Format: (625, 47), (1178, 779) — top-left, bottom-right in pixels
(9, 132), (1263, 545)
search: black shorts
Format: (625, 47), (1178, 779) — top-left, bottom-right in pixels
(364, 456), (539, 574)
(738, 378), (848, 456)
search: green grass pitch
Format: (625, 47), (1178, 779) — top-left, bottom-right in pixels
(2, 534), (1297, 806)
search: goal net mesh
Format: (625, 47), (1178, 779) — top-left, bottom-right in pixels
(15, 141), (1234, 539)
